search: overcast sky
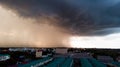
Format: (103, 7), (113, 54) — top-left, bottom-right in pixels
(0, 0), (120, 48)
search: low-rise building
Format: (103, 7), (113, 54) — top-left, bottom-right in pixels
(55, 48), (68, 54)
(97, 56), (114, 63)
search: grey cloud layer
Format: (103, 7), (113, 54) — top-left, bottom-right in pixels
(0, 0), (120, 36)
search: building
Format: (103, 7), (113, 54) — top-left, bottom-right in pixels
(97, 56), (114, 63)
(55, 48), (68, 54)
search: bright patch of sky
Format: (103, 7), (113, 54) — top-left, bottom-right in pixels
(69, 33), (120, 48)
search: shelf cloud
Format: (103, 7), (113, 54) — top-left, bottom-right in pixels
(0, 0), (120, 48)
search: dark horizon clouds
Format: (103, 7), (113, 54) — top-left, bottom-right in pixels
(0, 0), (120, 36)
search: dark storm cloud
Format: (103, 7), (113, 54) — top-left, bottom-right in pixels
(0, 0), (120, 36)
